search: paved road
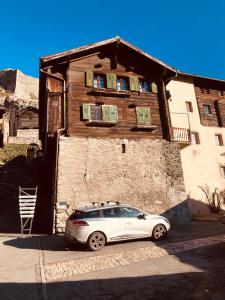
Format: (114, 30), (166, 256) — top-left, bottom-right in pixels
(1, 221), (225, 300)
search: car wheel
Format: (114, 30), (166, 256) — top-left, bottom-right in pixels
(87, 231), (106, 251)
(152, 224), (167, 240)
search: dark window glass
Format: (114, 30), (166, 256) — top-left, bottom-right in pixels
(139, 80), (150, 92)
(102, 208), (123, 218)
(121, 207), (142, 218)
(203, 104), (212, 115)
(93, 74), (106, 89)
(69, 210), (100, 220)
(117, 77), (129, 91)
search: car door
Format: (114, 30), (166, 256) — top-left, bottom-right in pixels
(101, 207), (127, 241)
(121, 207), (151, 238)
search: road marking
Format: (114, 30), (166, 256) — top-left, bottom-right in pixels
(43, 234), (225, 282)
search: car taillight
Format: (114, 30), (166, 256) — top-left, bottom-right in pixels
(72, 220), (89, 226)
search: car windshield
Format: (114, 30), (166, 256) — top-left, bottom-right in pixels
(69, 210), (99, 220)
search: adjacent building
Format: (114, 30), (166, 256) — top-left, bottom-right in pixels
(167, 74), (225, 218)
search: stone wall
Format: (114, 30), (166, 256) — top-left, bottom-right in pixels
(56, 137), (190, 231)
(8, 129), (40, 145)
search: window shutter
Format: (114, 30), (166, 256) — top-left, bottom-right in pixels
(85, 71), (93, 87)
(129, 76), (139, 91)
(106, 73), (117, 89)
(136, 107), (151, 125)
(82, 103), (90, 120)
(102, 105), (118, 122)
(151, 82), (158, 93)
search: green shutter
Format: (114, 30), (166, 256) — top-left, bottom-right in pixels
(85, 71), (93, 87)
(82, 103), (90, 120)
(151, 82), (158, 93)
(136, 107), (151, 125)
(102, 105), (118, 122)
(129, 76), (139, 91)
(106, 73), (117, 89)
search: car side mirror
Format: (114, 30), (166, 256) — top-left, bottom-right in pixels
(138, 213), (146, 220)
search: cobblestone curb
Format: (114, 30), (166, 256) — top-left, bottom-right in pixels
(44, 234), (225, 282)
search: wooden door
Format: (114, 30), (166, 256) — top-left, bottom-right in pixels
(47, 77), (64, 134)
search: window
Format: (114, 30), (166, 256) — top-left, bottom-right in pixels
(203, 104), (212, 115)
(185, 101), (193, 112)
(102, 208), (122, 218)
(69, 210), (100, 220)
(200, 87), (210, 94)
(93, 74), (106, 89)
(136, 107), (151, 125)
(121, 207), (142, 218)
(117, 77), (129, 91)
(220, 166), (225, 178)
(139, 79), (150, 92)
(215, 134), (223, 146)
(191, 132), (200, 145)
(219, 90), (224, 96)
(90, 105), (102, 122)
(82, 104), (118, 123)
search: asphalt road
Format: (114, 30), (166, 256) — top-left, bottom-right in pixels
(1, 221), (225, 300)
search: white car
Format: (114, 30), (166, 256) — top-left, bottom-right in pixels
(64, 203), (170, 251)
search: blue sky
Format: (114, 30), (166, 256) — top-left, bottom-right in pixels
(0, 0), (224, 79)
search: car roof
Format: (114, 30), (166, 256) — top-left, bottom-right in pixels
(76, 204), (133, 212)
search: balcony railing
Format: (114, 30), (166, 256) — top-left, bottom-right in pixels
(172, 127), (190, 143)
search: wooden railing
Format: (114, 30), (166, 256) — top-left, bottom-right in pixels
(172, 127), (190, 143)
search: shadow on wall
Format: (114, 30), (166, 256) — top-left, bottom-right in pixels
(0, 152), (53, 234)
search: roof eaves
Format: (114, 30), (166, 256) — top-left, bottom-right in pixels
(179, 71), (225, 83)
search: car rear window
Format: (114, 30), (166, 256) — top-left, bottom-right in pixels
(69, 210), (100, 220)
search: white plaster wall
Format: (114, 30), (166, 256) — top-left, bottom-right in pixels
(167, 78), (225, 216)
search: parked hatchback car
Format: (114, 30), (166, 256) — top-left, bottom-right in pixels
(64, 202), (170, 251)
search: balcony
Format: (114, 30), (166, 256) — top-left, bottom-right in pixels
(172, 127), (191, 145)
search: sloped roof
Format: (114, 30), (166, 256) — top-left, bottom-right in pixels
(40, 36), (177, 74)
(179, 71), (225, 83)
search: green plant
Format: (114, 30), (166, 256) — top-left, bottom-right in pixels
(198, 185), (225, 213)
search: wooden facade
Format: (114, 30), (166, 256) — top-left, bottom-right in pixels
(193, 76), (225, 127)
(16, 107), (39, 130)
(39, 37), (177, 147)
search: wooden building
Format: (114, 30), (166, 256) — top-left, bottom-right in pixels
(39, 37), (189, 232)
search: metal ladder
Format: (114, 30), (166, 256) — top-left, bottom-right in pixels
(19, 186), (38, 237)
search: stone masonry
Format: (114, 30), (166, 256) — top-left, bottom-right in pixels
(56, 137), (189, 231)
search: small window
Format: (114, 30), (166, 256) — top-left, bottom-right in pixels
(93, 74), (106, 89)
(200, 87), (210, 94)
(220, 166), (225, 178)
(117, 77), (129, 91)
(90, 105), (102, 122)
(139, 79), (150, 92)
(191, 132), (200, 145)
(219, 90), (224, 96)
(185, 101), (193, 112)
(215, 134), (223, 146)
(203, 104), (212, 115)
